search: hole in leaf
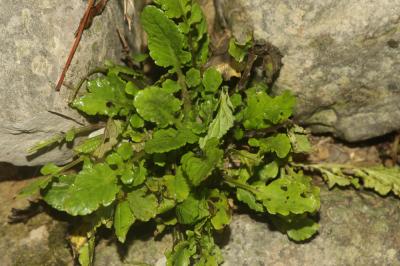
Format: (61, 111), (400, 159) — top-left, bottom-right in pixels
(106, 101), (114, 108)
(280, 185), (288, 191)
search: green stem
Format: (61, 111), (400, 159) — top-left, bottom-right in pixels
(223, 176), (260, 195)
(69, 67), (107, 103)
(38, 157), (84, 179)
(27, 134), (64, 154)
(28, 123), (105, 155)
(290, 162), (361, 172)
(154, 72), (173, 86)
(59, 156), (84, 173)
(72, 123), (105, 135)
(177, 68), (192, 119)
(185, 22), (196, 68)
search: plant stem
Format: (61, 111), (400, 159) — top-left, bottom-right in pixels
(223, 176), (260, 195)
(290, 162), (373, 179)
(180, 2), (197, 68)
(154, 72), (173, 86)
(59, 157), (84, 173)
(290, 162), (360, 171)
(69, 67), (107, 103)
(27, 123), (105, 155)
(72, 123), (106, 135)
(177, 68), (192, 119)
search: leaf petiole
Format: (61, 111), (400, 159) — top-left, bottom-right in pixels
(176, 68), (192, 119)
(223, 176), (260, 195)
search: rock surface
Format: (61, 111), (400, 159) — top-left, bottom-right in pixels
(0, 180), (72, 266)
(95, 186), (400, 266)
(0, 0), (130, 166)
(219, 0), (400, 142)
(2, 179), (400, 266)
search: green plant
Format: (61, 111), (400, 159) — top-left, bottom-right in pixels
(20, 1), (400, 265)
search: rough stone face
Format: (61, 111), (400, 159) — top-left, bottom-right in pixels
(94, 187), (400, 266)
(0, 0), (131, 165)
(219, 0), (400, 142)
(3, 179), (400, 266)
(0, 180), (72, 266)
(222, 188), (400, 265)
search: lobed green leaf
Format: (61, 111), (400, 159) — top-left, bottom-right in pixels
(288, 125), (312, 154)
(357, 166), (400, 197)
(258, 161), (279, 182)
(43, 164), (119, 216)
(145, 128), (198, 154)
(154, 0), (190, 19)
(116, 142), (134, 160)
(163, 170), (190, 202)
(209, 190), (231, 230)
(199, 91), (234, 149)
(129, 114), (144, 128)
(114, 200), (136, 243)
(72, 74), (130, 117)
(228, 38), (251, 63)
(166, 240), (194, 266)
(141, 6), (191, 70)
(236, 188), (264, 212)
(162, 79), (182, 93)
(181, 140), (223, 186)
(249, 133), (292, 158)
(127, 188), (158, 221)
(134, 86), (181, 128)
(186, 68), (201, 88)
(256, 170), (320, 216)
(18, 176), (52, 198)
(242, 88), (295, 129)
(176, 193), (209, 224)
(202, 68), (223, 93)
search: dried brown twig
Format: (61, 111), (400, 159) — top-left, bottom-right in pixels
(55, 0), (109, 91)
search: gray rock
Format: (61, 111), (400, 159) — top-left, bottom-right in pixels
(94, 187), (400, 266)
(0, 180), (72, 266)
(222, 188), (400, 266)
(3, 178), (400, 265)
(0, 0), (131, 166)
(219, 0), (400, 141)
